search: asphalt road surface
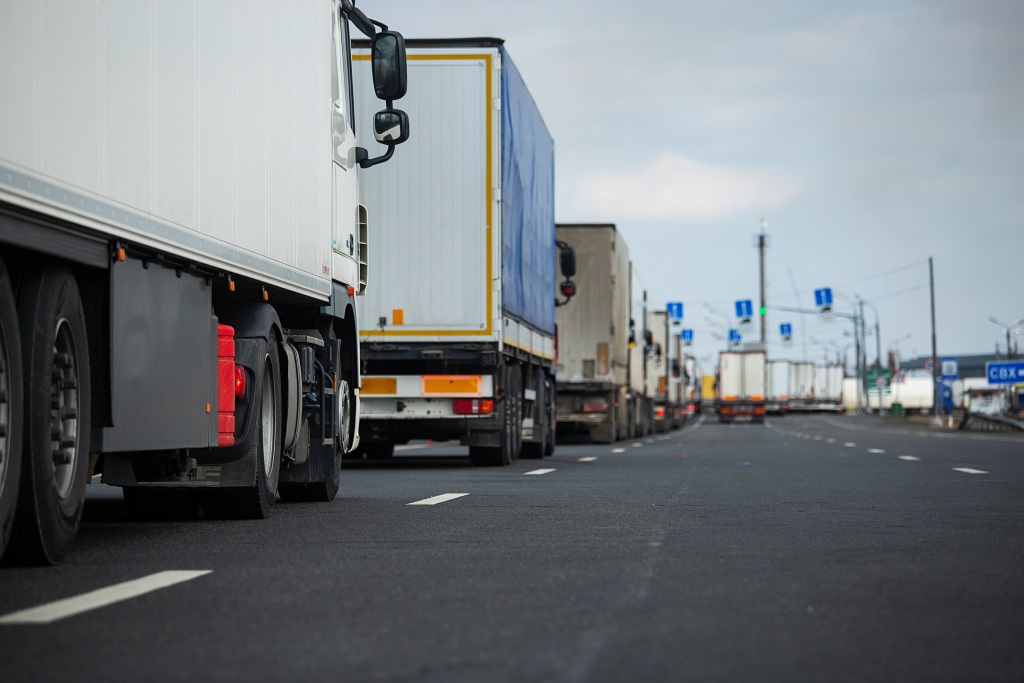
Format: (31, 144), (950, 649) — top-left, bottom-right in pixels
(1, 414), (1022, 682)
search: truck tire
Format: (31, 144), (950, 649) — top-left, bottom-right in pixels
(470, 365), (519, 467)
(123, 487), (201, 520)
(543, 376), (556, 456)
(204, 338), (282, 519)
(521, 370), (547, 459)
(7, 266), (90, 565)
(0, 259), (24, 560)
(279, 418), (339, 503)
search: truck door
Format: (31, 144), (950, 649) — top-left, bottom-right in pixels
(331, 4), (359, 284)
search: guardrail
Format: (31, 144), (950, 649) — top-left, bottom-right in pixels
(959, 412), (1024, 433)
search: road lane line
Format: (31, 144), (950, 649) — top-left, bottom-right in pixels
(632, 443), (643, 448)
(843, 442), (856, 447)
(953, 468), (988, 475)
(0, 570), (211, 625)
(578, 457), (598, 462)
(612, 448), (626, 453)
(525, 468), (556, 475)
(407, 493), (469, 506)
(826, 438), (836, 443)
(868, 448), (886, 454)
(898, 455), (921, 461)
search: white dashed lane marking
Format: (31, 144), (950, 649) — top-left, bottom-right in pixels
(843, 442), (856, 448)
(0, 571), (211, 625)
(408, 493), (469, 506)
(898, 455), (921, 461)
(524, 468), (556, 475)
(953, 468), (988, 475)
(578, 457), (598, 462)
(612, 448), (626, 453)
(868, 448), (886, 454)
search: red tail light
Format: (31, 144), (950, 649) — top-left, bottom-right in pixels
(655, 407), (665, 418)
(235, 365), (246, 399)
(453, 399), (493, 415)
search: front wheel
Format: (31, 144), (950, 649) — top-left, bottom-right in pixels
(204, 339), (282, 519)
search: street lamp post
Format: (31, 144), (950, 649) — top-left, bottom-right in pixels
(988, 316), (1024, 359)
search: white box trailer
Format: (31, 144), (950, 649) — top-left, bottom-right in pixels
(814, 364), (845, 412)
(767, 360), (791, 414)
(0, 0), (409, 563)
(717, 350), (767, 422)
(627, 266), (654, 436)
(553, 224), (631, 443)
(788, 361), (815, 411)
(354, 39), (573, 465)
(646, 310), (679, 432)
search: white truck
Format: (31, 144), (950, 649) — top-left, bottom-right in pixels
(0, 0), (409, 564)
(813, 364), (845, 412)
(354, 39), (575, 465)
(552, 224), (631, 443)
(717, 350), (767, 423)
(647, 310), (680, 432)
(787, 361), (816, 412)
(767, 360), (791, 415)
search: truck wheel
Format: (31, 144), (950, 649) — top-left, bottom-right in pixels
(123, 487), (201, 520)
(521, 370), (546, 459)
(470, 365), (518, 467)
(204, 339), (282, 519)
(7, 266), (90, 565)
(0, 259), (24, 560)
(543, 377), (556, 456)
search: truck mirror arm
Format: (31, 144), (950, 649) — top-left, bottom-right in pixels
(355, 145), (394, 169)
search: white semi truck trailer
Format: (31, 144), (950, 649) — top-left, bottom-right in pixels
(553, 224), (631, 444)
(0, 0), (409, 564)
(354, 39), (575, 466)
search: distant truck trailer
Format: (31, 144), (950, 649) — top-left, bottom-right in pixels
(553, 224), (631, 443)
(717, 350), (767, 423)
(767, 360), (791, 415)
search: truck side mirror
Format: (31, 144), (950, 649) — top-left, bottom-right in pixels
(373, 108), (409, 145)
(558, 242), (576, 278)
(371, 31), (407, 101)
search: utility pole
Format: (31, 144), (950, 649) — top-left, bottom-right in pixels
(929, 256), (940, 425)
(758, 218), (767, 345)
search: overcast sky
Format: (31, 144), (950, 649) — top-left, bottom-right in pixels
(379, 0), (1023, 369)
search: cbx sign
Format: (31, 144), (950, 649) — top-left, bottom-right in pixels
(986, 361), (1024, 384)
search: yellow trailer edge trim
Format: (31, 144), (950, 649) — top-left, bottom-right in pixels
(354, 52), (494, 337)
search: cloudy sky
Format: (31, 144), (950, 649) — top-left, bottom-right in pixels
(378, 0), (1023, 369)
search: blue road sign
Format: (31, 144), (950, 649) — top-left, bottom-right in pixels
(667, 302), (684, 319)
(814, 288), (833, 309)
(681, 329), (694, 345)
(734, 300), (753, 319)
(940, 357), (958, 381)
(728, 329), (741, 343)
(986, 360), (1024, 384)
(780, 323), (793, 338)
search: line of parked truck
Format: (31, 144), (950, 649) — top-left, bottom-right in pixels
(711, 354), (845, 422)
(0, 1), (855, 567)
(0, 1), (696, 565)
